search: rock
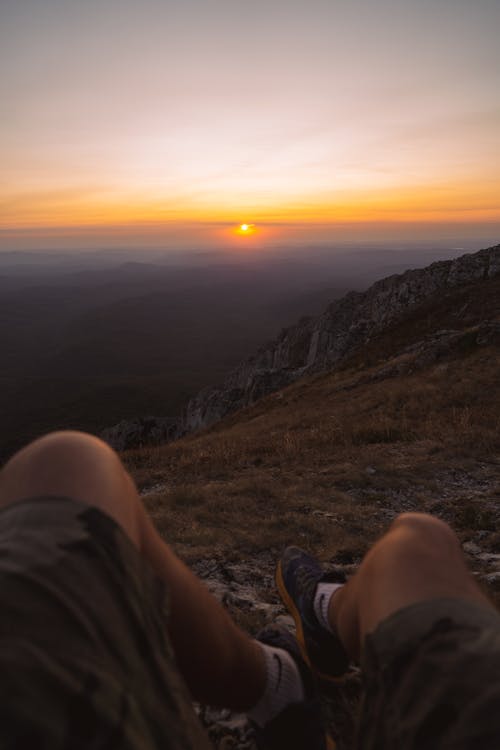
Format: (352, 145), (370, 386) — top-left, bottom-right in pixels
(180, 244), (500, 435)
(476, 321), (500, 346)
(100, 416), (179, 451)
(274, 614), (295, 631)
(462, 541), (482, 555)
(312, 510), (338, 519)
(139, 482), (167, 497)
(482, 572), (500, 586)
(191, 557), (282, 622)
(476, 530), (490, 540)
(196, 705), (255, 750)
(477, 552), (500, 566)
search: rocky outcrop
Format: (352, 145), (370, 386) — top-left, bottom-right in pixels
(101, 244), (500, 450)
(100, 416), (178, 451)
(182, 244), (500, 433)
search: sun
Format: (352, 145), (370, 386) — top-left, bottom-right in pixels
(237, 223), (256, 235)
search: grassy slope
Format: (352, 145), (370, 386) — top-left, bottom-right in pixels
(123, 275), (500, 748)
(125, 275), (500, 571)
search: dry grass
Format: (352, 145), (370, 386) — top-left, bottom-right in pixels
(125, 341), (500, 745)
(124, 341), (500, 564)
(121, 284), (500, 749)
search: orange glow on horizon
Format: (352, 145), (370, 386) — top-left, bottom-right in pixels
(2, 177), (500, 235)
(3, 0), (499, 251)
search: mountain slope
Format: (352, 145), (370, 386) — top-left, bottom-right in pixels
(127, 279), (500, 562)
(103, 244), (500, 450)
(182, 244), (500, 433)
(123, 252), (500, 750)
(124, 253), (500, 569)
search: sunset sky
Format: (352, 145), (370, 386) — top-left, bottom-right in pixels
(1, 0), (499, 249)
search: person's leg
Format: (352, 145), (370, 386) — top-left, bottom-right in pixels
(277, 512), (496, 682)
(0, 431), (265, 710)
(317, 515), (500, 749)
(329, 512), (494, 661)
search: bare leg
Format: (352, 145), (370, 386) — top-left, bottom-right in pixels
(0, 431), (265, 710)
(329, 513), (494, 661)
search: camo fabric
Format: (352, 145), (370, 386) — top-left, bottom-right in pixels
(0, 495), (211, 749)
(358, 597), (500, 749)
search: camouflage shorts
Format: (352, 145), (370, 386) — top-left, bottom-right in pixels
(358, 597), (500, 749)
(0, 495), (211, 749)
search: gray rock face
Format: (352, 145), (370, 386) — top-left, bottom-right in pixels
(182, 244), (500, 433)
(100, 416), (178, 451)
(101, 244), (500, 450)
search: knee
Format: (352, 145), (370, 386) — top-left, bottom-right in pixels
(378, 512), (462, 567)
(362, 513), (460, 579)
(390, 512), (459, 550)
(0, 430), (142, 546)
(30, 430), (116, 464)
(3, 431), (118, 472)
(0, 430), (126, 505)
(32, 430), (113, 457)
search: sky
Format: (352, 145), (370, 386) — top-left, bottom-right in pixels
(1, 0), (500, 250)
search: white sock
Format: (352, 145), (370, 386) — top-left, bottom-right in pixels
(313, 583), (344, 634)
(247, 642), (305, 727)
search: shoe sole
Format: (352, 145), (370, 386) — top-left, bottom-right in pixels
(276, 560), (347, 686)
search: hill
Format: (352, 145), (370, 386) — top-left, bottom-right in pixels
(122, 245), (500, 749)
(126, 266), (500, 565)
(104, 244), (500, 450)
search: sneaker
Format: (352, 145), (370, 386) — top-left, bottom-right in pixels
(276, 547), (349, 681)
(251, 626), (335, 750)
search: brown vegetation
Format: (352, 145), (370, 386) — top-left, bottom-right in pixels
(125, 339), (500, 567)
(123, 280), (500, 748)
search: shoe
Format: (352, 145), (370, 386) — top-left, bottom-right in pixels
(276, 547), (349, 682)
(251, 626), (335, 750)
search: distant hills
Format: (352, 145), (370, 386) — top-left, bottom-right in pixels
(0, 246), (370, 461)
